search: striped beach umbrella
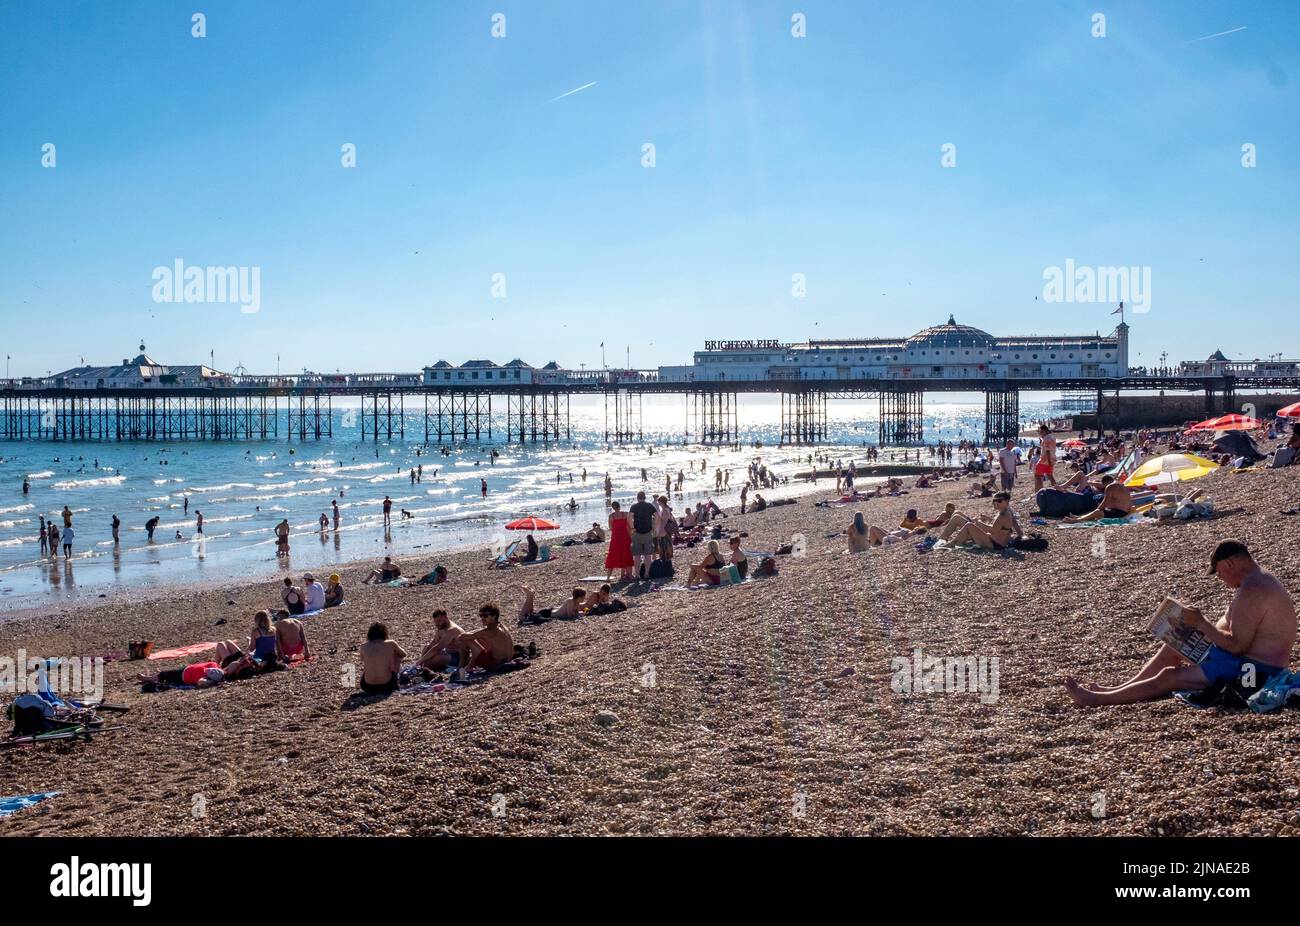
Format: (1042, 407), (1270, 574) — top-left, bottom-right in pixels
(1275, 401), (1300, 419)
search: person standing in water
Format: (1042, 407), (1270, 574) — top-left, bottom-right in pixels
(111, 514), (120, 544)
(332, 499), (341, 530)
(275, 519), (291, 557)
(38, 515), (47, 554)
(22, 478), (29, 495)
(195, 511), (204, 535)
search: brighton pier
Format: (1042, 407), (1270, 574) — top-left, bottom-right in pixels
(2, 318), (1297, 446)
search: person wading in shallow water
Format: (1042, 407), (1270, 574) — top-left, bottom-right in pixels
(275, 518), (291, 557)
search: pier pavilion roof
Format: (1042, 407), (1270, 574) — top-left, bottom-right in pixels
(906, 316), (997, 350)
(51, 355), (226, 385)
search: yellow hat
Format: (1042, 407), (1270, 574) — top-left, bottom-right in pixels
(329, 573), (341, 583)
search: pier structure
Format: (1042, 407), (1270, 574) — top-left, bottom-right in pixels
(4, 325), (1299, 447)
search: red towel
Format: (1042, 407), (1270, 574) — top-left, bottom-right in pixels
(147, 642), (217, 661)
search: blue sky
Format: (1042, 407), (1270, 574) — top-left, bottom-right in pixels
(1, 0), (1296, 377)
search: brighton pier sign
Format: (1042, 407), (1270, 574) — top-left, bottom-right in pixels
(704, 340), (782, 351)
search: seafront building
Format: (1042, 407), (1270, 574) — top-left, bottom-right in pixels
(657, 316), (1130, 383)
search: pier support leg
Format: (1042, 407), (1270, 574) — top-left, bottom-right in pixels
(879, 390), (923, 446)
(983, 384), (1019, 446)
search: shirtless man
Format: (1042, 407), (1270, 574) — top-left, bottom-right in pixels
(1034, 424), (1058, 491)
(275, 617), (311, 662)
(555, 588), (587, 618)
(359, 622), (407, 694)
(1062, 475), (1134, 523)
(935, 492), (1021, 550)
(925, 502), (957, 528)
(417, 609), (465, 671)
(1064, 540), (1296, 705)
(448, 603), (515, 678)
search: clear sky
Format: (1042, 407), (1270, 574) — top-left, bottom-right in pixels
(1, 0), (1296, 377)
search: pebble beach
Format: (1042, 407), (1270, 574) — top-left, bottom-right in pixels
(2, 459), (1298, 836)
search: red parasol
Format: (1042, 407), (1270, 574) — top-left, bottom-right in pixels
(1187, 413), (1264, 432)
(504, 516), (560, 531)
(1275, 402), (1300, 419)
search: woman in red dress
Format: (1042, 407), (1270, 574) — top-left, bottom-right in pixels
(604, 500), (634, 582)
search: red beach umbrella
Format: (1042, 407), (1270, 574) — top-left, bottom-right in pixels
(505, 516), (560, 531)
(1187, 413), (1264, 432)
(1275, 402), (1300, 419)
(1062, 438), (1087, 448)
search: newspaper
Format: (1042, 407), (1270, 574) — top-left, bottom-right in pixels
(1147, 597), (1212, 664)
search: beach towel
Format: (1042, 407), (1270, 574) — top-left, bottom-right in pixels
(147, 642), (217, 661)
(1055, 514), (1150, 529)
(0, 791), (61, 817)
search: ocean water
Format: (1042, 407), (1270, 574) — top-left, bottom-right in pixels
(0, 397), (1051, 608)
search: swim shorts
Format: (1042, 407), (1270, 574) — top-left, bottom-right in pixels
(1199, 644), (1283, 687)
(1034, 461), (1052, 477)
(1102, 508), (1130, 519)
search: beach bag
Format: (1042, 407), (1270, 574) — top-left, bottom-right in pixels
(648, 559), (674, 580)
(758, 556), (778, 576)
(9, 694), (55, 736)
(1010, 534), (1049, 552)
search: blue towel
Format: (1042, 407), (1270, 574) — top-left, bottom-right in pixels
(0, 791), (61, 817)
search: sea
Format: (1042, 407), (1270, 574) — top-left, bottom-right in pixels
(0, 395), (1054, 609)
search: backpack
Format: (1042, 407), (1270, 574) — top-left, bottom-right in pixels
(648, 559), (674, 580)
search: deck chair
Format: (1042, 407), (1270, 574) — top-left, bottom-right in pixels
(489, 540), (522, 567)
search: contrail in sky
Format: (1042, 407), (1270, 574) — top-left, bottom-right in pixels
(1188, 26), (1246, 43)
(547, 81), (597, 103)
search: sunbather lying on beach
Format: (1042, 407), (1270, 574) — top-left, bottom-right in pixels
(417, 609), (465, 671)
(583, 583), (627, 614)
(967, 477), (995, 499)
(447, 603), (515, 677)
(1062, 476), (1135, 523)
(556, 588), (586, 617)
(137, 649), (256, 688)
(1064, 540), (1297, 706)
(934, 492), (1021, 550)
(360, 622), (407, 694)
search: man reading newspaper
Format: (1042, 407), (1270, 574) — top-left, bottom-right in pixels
(1064, 540), (1296, 706)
